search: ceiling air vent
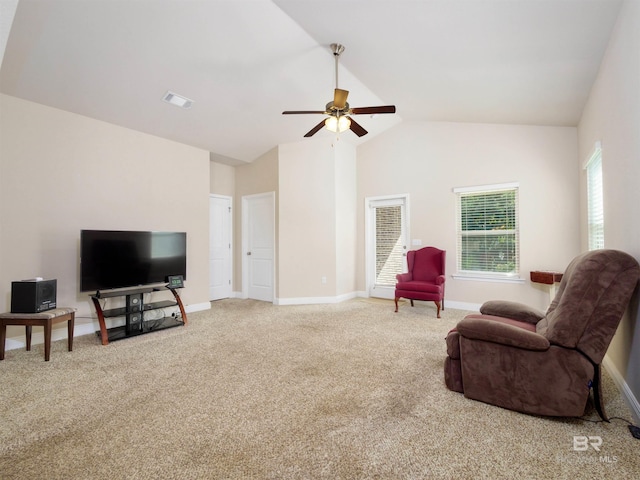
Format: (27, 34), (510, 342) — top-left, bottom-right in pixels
(163, 91), (193, 109)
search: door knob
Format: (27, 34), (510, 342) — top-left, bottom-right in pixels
(247, 251), (252, 256)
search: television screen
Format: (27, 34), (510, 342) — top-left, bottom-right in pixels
(80, 230), (187, 292)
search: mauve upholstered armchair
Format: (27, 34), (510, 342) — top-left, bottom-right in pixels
(395, 247), (446, 318)
(444, 249), (640, 420)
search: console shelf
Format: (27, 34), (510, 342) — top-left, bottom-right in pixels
(90, 286), (187, 345)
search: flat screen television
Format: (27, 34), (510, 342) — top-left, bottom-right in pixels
(80, 230), (187, 292)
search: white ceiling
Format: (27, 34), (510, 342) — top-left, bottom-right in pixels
(0, 0), (623, 164)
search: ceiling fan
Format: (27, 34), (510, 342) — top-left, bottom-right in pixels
(282, 43), (396, 138)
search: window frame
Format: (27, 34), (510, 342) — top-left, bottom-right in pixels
(452, 182), (523, 283)
(584, 142), (604, 251)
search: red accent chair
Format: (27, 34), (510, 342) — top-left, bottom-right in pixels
(394, 247), (446, 318)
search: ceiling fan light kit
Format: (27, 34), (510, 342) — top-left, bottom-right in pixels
(325, 115), (351, 133)
(283, 43), (396, 138)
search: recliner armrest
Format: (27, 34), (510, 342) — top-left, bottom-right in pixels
(457, 317), (550, 351)
(480, 300), (545, 324)
(435, 275), (446, 285)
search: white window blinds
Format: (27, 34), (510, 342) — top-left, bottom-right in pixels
(585, 144), (604, 250)
(375, 205), (404, 286)
(454, 183), (519, 277)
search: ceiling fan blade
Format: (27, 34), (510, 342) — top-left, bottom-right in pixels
(348, 117), (368, 137)
(283, 110), (326, 115)
(333, 89), (349, 109)
(304, 120), (326, 138)
(350, 105), (396, 115)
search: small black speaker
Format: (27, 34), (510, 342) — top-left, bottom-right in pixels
(127, 293), (143, 313)
(11, 279), (57, 313)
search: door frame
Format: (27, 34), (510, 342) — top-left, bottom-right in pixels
(241, 191), (276, 301)
(364, 194), (410, 299)
(209, 194), (233, 300)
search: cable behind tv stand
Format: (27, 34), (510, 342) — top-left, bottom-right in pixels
(90, 286), (187, 345)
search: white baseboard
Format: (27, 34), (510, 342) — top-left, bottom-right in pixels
(444, 300), (481, 312)
(4, 322), (96, 352)
(185, 302), (211, 313)
(275, 292), (357, 306)
(232, 288), (480, 312)
(355, 294), (481, 313)
(602, 355), (640, 423)
(3, 337), (26, 351)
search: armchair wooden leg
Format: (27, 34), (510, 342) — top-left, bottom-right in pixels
(435, 301), (441, 318)
(394, 297), (399, 313)
(410, 299), (414, 307)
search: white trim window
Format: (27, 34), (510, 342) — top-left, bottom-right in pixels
(584, 143), (604, 250)
(454, 183), (520, 281)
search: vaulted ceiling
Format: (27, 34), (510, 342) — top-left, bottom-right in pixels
(0, 0), (623, 164)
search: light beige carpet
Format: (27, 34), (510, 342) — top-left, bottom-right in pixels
(1, 298), (638, 479)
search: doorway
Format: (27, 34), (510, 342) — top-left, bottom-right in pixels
(242, 192), (275, 302)
(365, 195), (410, 299)
(209, 195), (233, 300)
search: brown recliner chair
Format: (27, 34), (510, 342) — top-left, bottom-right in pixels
(444, 249), (640, 419)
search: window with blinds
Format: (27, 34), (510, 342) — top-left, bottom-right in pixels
(585, 144), (604, 250)
(375, 205), (404, 286)
(454, 183), (519, 277)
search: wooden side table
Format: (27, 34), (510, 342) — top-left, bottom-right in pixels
(530, 271), (564, 304)
(0, 308), (76, 361)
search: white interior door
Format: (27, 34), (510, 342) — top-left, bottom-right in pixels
(209, 195), (232, 300)
(242, 192), (275, 302)
(366, 195), (409, 299)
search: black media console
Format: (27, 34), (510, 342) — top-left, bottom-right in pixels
(90, 286), (187, 345)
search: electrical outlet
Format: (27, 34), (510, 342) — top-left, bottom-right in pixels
(629, 425), (640, 439)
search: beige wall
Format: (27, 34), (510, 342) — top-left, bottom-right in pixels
(0, 94), (210, 342)
(357, 121), (580, 310)
(334, 141), (357, 297)
(234, 147), (279, 294)
(209, 159), (235, 197)
(231, 138), (357, 303)
(278, 140), (338, 300)
(578, 0), (640, 407)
